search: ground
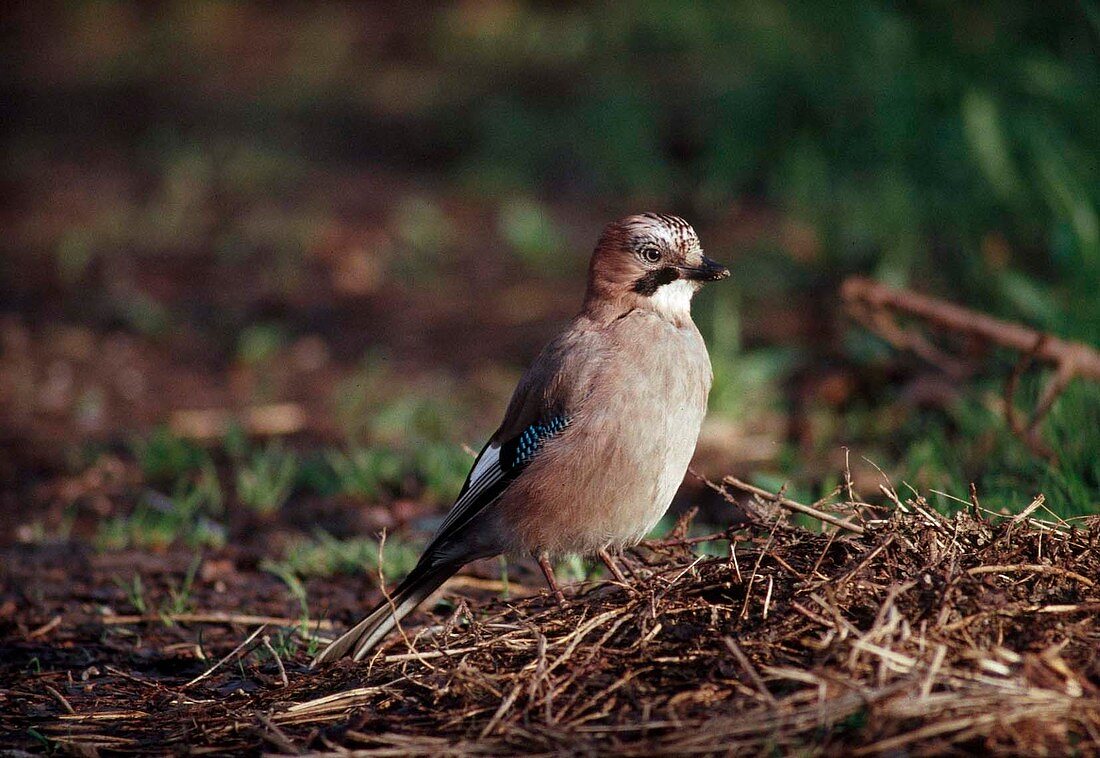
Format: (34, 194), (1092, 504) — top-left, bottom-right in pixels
(3, 476), (1098, 755)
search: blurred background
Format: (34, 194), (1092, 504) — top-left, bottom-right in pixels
(2, 1), (1098, 557)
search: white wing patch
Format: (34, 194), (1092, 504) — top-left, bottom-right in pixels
(468, 443), (500, 485)
(430, 443), (504, 543)
(424, 414), (567, 552)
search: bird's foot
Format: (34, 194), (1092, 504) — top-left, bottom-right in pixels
(536, 551), (568, 605)
(597, 548), (639, 594)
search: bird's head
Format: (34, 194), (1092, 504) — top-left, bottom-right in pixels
(585, 213), (729, 321)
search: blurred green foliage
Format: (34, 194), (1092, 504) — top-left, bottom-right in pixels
(132, 427), (212, 488)
(443, 1), (1099, 311)
(16, 2), (1096, 314)
(104, 420), (474, 549)
(325, 448), (405, 501)
(23, 1), (1087, 341)
(899, 379), (1100, 516)
(497, 198), (571, 274)
(6, 2), (1099, 516)
(266, 530), (420, 580)
(236, 442), (299, 515)
(97, 486), (226, 551)
(236, 324), (288, 367)
(332, 361), (479, 504)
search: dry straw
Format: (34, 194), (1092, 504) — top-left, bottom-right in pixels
(26, 478), (1100, 755)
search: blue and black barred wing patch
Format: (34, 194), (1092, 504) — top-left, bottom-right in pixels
(426, 415), (571, 551)
(499, 415), (570, 469)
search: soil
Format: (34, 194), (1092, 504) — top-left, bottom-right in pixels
(2, 497), (1097, 755)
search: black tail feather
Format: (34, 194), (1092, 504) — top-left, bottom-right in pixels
(311, 562), (458, 666)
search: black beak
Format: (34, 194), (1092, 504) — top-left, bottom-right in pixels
(677, 256), (730, 282)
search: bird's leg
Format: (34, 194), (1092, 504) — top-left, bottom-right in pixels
(536, 551), (566, 604)
(597, 547), (631, 586)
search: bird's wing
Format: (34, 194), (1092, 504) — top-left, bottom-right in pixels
(422, 322), (605, 555)
(426, 415), (571, 550)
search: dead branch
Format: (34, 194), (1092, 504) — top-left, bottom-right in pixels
(841, 276), (1100, 456)
(842, 277), (1100, 377)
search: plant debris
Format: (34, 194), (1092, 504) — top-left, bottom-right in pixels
(3, 481), (1099, 755)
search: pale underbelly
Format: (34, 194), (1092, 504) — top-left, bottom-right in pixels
(496, 404), (705, 556)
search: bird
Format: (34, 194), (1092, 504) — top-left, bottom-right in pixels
(313, 212), (729, 665)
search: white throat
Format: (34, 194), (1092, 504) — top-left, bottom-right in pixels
(649, 279), (695, 321)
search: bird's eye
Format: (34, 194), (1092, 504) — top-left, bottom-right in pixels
(641, 247), (661, 263)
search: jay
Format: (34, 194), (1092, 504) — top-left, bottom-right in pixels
(314, 213), (728, 664)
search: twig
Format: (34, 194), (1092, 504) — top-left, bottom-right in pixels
(740, 522), (779, 620)
(1010, 495), (1047, 525)
(842, 447), (857, 503)
(856, 298), (972, 377)
(380, 645), (481, 663)
(370, 529), (438, 672)
(100, 612), (335, 630)
(256, 713), (301, 755)
(920, 644), (947, 699)
(1029, 362), (1076, 434)
(809, 530), (838, 579)
(27, 616), (62, 639)
(939, 602), (1100, 632)
(184, 624), (267, 688)
(261, 635), (289, 687)
(723, 476), (865, 534)
(103, 666), (166, 691)
(836, 536), (896, 590)
(853, 715), (1002, 756)
(44, 684), (75, 714)
(689, 467), (767, 522)
(640, 531), (737, 549)
(968, 483), (981, 519)
(966, 564), (1095, 588)
(723, 637), (778, 707)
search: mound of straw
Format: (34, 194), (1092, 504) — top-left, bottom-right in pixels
(32, 479), (1100, 755)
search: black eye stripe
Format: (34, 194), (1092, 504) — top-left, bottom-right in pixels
(632, 266), (679, 296)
